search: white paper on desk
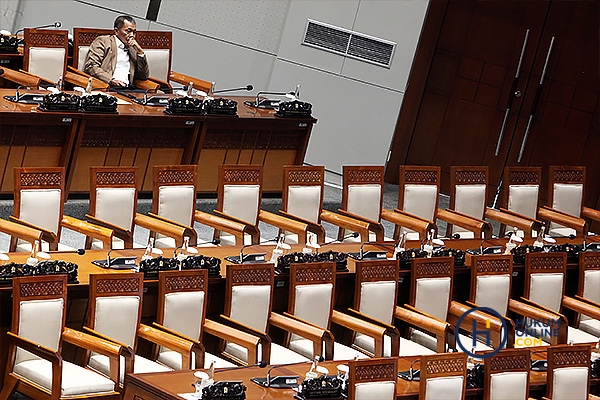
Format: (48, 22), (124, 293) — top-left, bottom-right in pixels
(177, 393), (199, 400)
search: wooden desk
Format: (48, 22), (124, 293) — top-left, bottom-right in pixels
(121, 356), (549, 400)
(0, 89), (315, 195)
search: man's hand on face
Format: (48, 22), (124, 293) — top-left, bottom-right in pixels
(115, 20), (143, 54)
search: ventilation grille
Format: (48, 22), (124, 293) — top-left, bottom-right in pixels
(302, 19), (395, 68)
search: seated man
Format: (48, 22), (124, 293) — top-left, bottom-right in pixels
(84, 15), (149, 88)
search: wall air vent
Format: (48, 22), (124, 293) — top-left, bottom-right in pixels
(302, 19), (396, 68)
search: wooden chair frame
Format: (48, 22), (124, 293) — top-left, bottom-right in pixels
(347, 357), (398, 400)
(546, 343), (592, 399)
(483, 347), (530, 400)
(22, 28), (68, 85)
(1, 274), (122, 400)
(419, 352), (468, 400)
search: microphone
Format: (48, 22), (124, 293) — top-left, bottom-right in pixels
(251, 356), (323, 389)
(313, 232), (359, 254)
(174, 238), (220, 258)
(76, 249), (85, 256)
(212, 85), (253, 94)
(14, 22), (62, 43)
(92, 249), (137, 270)
(225, 236), (290, 264)
(348, 240), (392, 260)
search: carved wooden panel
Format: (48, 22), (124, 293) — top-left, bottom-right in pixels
(20, 171), (61, 187)
(551, 348), (589, 367)
(489, 353), (529, 371)
(294, 264), (334, 284)
(347, 169), (383, 185)
(414, 259), (452, 277)
(165, 274), (206, 292)
(157, 169), (195, 185)
(230, 267), (272, 284)
(19, 281), (64, 297)
(358, 262), (397, 282)
(508, 169), (541, 185)
(223, 168), (261, 184)
(552, 168), (584, 184)
(95, 277), (141, 294)
(288, 169), (322, 184)
(528, 253), (566, 273)
(475, 258), (511, 274)
(354, 362), (396, 381)
(404, 169), (439, 183)
(96, 171), (136, 186)
(455, 170), (487, 185)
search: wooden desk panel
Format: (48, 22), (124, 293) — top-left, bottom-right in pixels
(0, 90), (315, 196)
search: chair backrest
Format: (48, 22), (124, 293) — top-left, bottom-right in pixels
(546, 343), (591, 400)
(547, 166), (586, 235)
(398, 165), (440, 239)
(411, 257), (453, 321)
(152, 164), (197, 245)
(89, 166), (138, 247)
(483, 348), (530, 400)
(419, 352), (467, 400)
(576, 252), (600, 328)
(282, 165), (324, 224)
(88, 273), (144, 350)
(288, 262), (335, 341)
(449, 166), (488, 238)
(341, 165), (384, 241)
(470, 255), (512, 317)
(217, 164), (263, 226)
(11, 275), (67, 365)
(524, 252), (566, 313)
(348, 357), (397, 400)
(23, 28), (68, 83)
(72, 27), (113, 70)
(13, 167), (65, 237)
(225, 263), (273, 333)
(135, 30), (172, 82)
(501, 166), (542, 235)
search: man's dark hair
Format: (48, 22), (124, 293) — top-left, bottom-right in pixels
(114, 15), (136, 29)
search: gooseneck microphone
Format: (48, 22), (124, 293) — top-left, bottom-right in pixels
(212, 85), (253, 94)
(315, 231), (359, 254)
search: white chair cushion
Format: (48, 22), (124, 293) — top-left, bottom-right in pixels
(489, 371), (528, 400)
(229, 285), (271, 332)
(157, 349), (236, 370)
(578, 318), (600, 337)
(529, 273), (563, 312)
(403, 184), (437, 221)
(547, 226), (577, 238)
(88, 353), (170, 385)
(567, 326), (598, 344)
(15, 241), (74, 253)
(454, 184), (486, 219)
(552, 366), (588, 400)
(17, 299), (63, 364)
(222, 185), (260, 225)
(29, 47), (65, 82)
(95, 187), (135, 232)
(20, 189), (61, 234)
(157, 185), (194, 227)
(292, 283), (332, 330)
(415, 277), (451, 320)
(94, 296), (139, 348)
(508, 185), (539, 219)
(218, 231), (252, 246)
(550, 183), (583, 233)
(287, 185), (321, 223)
(425, 376), (464, 400)
(77, 45), (89, 69)
(224, 341), (308, 365)
(163, 291), (205, 338)
(14, 359), (115, 396)
(456, 333), (494, 352)
(410, 329), (439, 353)
(359, 281), (396, 324)
(398, 337), (436, 357)
(354, 381), (396, 400)
(474, 274), (510, 316)
(583, 270), (600, 303)
(347, 184), (381, 222)
(144, 49), (170, 82)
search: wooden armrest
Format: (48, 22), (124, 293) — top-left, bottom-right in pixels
(64, 68), (109, 90)
(83, 326), (131, 349)
(320, 210), (371, 241)
(394, 305), (451, 353)
(152, 322), (205, 368)
(138, 324), (197, 369)
(0, 218), (43, 245)
(7, 331), (58, 362)
(133, 79), (160, 92)
(9, 216), (57, 245)
(381, 208), (436, 239)
(271, 312), (334, 360)
(169, 71), (213, 94)
(85, 214), (131, 242)
(485, 207), (542, 237)
(62, 215), (113, 249)
(537, 206), (587, 235)
(204, 319), (260, 365)
(194, 210), (246, 244)
(562, 295), (600, 321)
(0, 67), (41, 87)
(277, 210), (326, 243)
(213, 315), (270, 364)
(331, 309), (387, 357)
(508, 298), (568, 345)
(19, 69), (54, 86)
(581, 206), (600, 224)
(437, 208), (492, 238)
(147, 76), (171, 90)
(340, 308), (400, 357)
(134, 213), (196, 247)
(258, 210), (308, 239)
(448, 301), (506, 348)
(62, 327), (129, 385)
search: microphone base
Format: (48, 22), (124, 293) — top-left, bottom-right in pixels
(465, 246), (503, 255)
(92, 256), (138, 270)
(224, 253), (267, 264)
(347, 251), (388, 260)
(4, 93), (45, 104)
(251, 376), (299, 389)
(133, 95), (171, 106)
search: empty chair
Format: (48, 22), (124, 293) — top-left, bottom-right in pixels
(153, 269), (258, 369)
(483, 348), (530, 400)
(419, 352), (468, 400)
(565, 251), (600, 337)
(0, 275), (121, 400)
(545, 343), (593, 400)
(347, 357), (397, 400)
(3, 167), (113, 252)
(21, 28), (67, 85)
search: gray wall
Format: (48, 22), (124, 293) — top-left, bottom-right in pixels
(1, 0), (429, 186)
